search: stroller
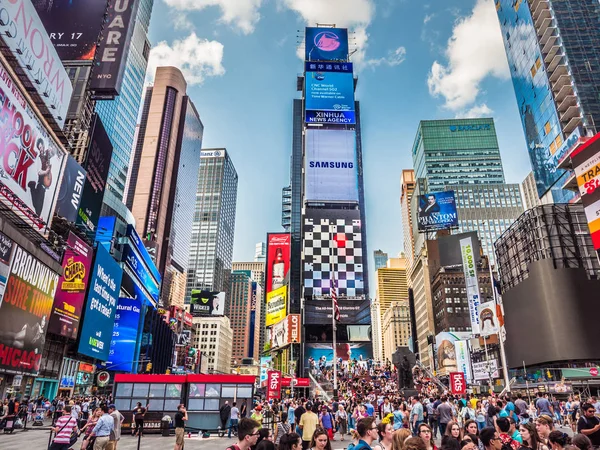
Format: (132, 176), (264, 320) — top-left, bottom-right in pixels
(32, 408), (45, 426)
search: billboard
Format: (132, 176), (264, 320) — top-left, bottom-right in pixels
(305, 70), (355, 125)
(478, 301), (500, 337)
(47, 233), (93, 339)
(35, 0), (108, 61)
(417, 191), (459, 232)
(90, 0), (139, 98)
(302, 209), (364, 299)
(0, 0), (72, 127)
(439, 231), (481, 267)
(265, 234), (290, 294)
(126, 225), (161, 284)
(0, 245), (59, 375)
(122, 244), (160, 305)
(305, 27), (349, 61)
(460, 236), (481, 334)
(77, 116), (113, 235)
(265, 286), (287, 327)
(450, 372), (466, 395)
(305, 342), (372, 369)
(435, 331), (472, 376)
(0, 61), (67, 233)
(259, 356), (272, 386)
(55, 155), (87, 223)
(77, 245), (123, 361)
(0, 233), (14, 301)
(270, 314), (301, 350)
(266, 370), (281, 401)
(304, 299), (370, 325)
(305, 130), (358, 203)
(190, 290), (225, 316)
(108, 297), (141, 372)
(472, 359), (499, 381)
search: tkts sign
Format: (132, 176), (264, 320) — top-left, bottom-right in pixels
(266, 370), (281, 400)
(450, 372), (467, 395)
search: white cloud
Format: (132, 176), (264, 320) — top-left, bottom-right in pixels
(424, 13), (434, 24)
(427, 0), (510, 111)
(281, 0), (375, 67)
(163, 0), (263, 34)
(455, 103), (494, 118)
(171, 12), (193, 30)
(146, 33), (225, 86)
(366, 46), (406, 68)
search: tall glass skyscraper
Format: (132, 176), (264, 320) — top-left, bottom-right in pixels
(412, 118), (505, 192)
(98, 0), (153, 206)
(496, 0), (600, 203)
(186, 149), (238, 302)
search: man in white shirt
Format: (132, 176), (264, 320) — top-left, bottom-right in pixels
(229, 401), (240, 438)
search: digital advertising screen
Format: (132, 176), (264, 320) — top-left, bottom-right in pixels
(55, 155), (86, 223)
(265, 286), (287, 327)
(78, 245), (123, 361)
(264, 233), (290, 327)
(305, 129), (358, 203)
(435, 331), (472, 378)
(417, 191), (459, 232)
(305, 70), (355, 125)
(0, 245), (59, 375)
(305, 342), (372, 369)
(47, 232), (93, 339)
(35, 0), (108, 61)
(190, 290), (226, 316)
(108, 297), (142, 372)
(304, 299), (370, 325)
(305, 27), (349, 62)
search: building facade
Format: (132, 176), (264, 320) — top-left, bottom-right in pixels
(401, 169), (416, 267)
(370, 300), (383, 362)
(521, 171), (543, 210)
(375, 258), (408, 358)
(496, 0), (600, 203)
(373, 250), (389, 271)
(186, 149), (238, 300)
(254, 243), (266, 262)
(192, 316), (233, 375)
(227, 271), (254, 364)
(412, 118), (505, 192)
(232, 262), (266, 355)
(382, 302), (411, 363)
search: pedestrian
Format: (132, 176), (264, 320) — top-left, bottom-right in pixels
(393, 428), (412, 450)
(131, 402), (148, 437)
(319, 405), (336, 441)
(480, 428), (503, 450)
(299, 403), (319, 450)
(226, 418), (261, 450)
(495, 417), (519, 450)
(576, 403), (600, 448)
(276, 412), (292, 446)
(476, 402), (487, 431)
(536, 416), (554, 445)
(411, 397), (425, 436)
(229, 401), (240, 438)
(309, 427), (333, 450)
(81, 408), (103, 450)
(428, 398), (439, 438)
(417, 423), (438, 450)
(336, 404), (348, 441)
(50, 405), (78, 450)
(464, 420), (480, 440)
(438, 397), (454, 437)
(251, 405), (264, 427)
(519, 422), (548, 450)
(106, 404), (124, 450)
(548, 431), (571, 450)
(89, 405), (114, 450)
(256, 428), (276, 450)
(279, 432), (303, 450)
(173, 404), (187, 450)
(571, 434), (592, 450)
(352, 417), (378, 450)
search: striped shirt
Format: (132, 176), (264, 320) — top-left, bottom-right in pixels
(54, 415), (77, 444)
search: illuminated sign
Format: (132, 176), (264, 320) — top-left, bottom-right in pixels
(449, 124), (491, 132)
(305, 27), (349, 61)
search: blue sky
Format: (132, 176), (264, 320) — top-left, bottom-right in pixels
(146, 0), (532, 285)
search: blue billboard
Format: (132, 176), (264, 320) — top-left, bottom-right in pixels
(305, 70), (355, 125)
(122, 244), (160, 304)
(108, 297), (142, 372)
(78, 245), (123, 361)
(305, 27), (349, 62)
(126, 225), (161, 284)
(417, 191), (459, 232)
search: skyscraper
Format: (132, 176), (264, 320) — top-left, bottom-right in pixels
(232, 261), (266, 355)
(98, 0), (154, 205)
(254, 243), (266, 262)
(127, 67), (203, 308)
(186, 149), (238, 300)
(401, 170), (416, 267)
(496, 0), (600, 203)
(521, 172), (543, 211)
(373, 250), (389, 271)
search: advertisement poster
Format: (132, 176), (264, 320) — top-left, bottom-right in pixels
(460, 236), (481, 334)
(304, 299), (370, 325)
(266, 286), (287, 327)
(55, 155), (87, 223)
(478, 301), (499, 337)
(435, 331), (471, 376)
(259, 356), (272, 386)
(305, 27), (349, 62)
(472, 360), (499, 381)
(77, 245), (123, 361)
(305, 342), (373, 369)
(270, 314), (301, 350)
(122, 244), (160, 304)
(454, 340), (472, 382)
(0, 0), (72, 127)
(305, 71), (355, 125)
(417, 191), (459, 232)
(450, 372), (466, 395)
(126, 225), (161, 284)
(304, 130), (358, 203)
(35, 0), (108, 61)
(108, 297), (142, 372)
(190, 290), (225, 316)
(265, 234), (290, 294)
(0, 232), (14, 305)
(48, 232), (93, 339)
(0, 61), (67, 233)
(77, 116), (114, 235)
(266, 370), (281, 401)
(0, 245), (59, 375)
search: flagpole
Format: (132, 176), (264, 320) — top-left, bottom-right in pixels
(489, 261), (511, 391)
(330, 223), (338, 395)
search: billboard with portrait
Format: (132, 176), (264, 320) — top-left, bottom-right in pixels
(77, 245), (123, 361)
(190, 290), (226, 316)
(435, 331), (472, 378)
(305, 69), (355, 125)
(77, 115), (114, 235)
(265, 286), (287, 327)
(302, 209), (364, 299)
(0, 0), (72, 127)
(269, 314), (301, 350)
(305, 130), (358, 203)
(47, 233), (93, 339)
(0, 61), (67, 234)
(35, 0), (108, 61)
(417, 191), (459, 232)
(108, 297), (142, 373)
(55, 155), (87, 223)
(305, 27), (349, 61)
(0, 245), (59, 375)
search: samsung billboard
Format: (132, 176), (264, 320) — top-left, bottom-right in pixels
(305, 130), (358, 203)
(305, 70), (355, 125)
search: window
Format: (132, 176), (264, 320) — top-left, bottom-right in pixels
(544, 121), (551, 135)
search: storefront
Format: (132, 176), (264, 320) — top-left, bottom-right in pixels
(74, 363), (96, 396)
(32, 378), (59, 400)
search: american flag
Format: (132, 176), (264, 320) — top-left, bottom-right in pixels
(331, 277), (341, 322)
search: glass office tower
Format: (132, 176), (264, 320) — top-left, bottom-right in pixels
(495, 0), (600, 203)
(412, 118), (505, 192)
